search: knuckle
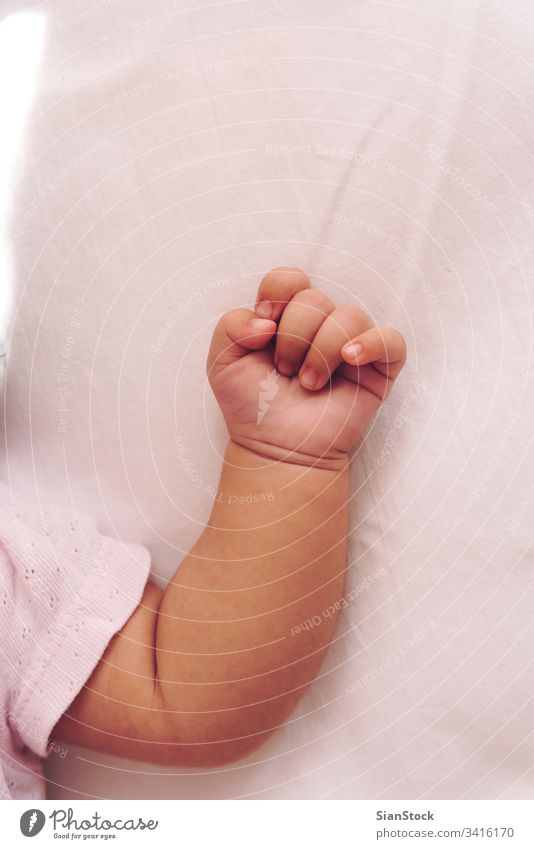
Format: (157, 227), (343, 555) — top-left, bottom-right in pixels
(384, 325), (406, 348)
(336, 304), (369, 324)
(218, 307), (243, 326)
(261, 267), (310, 293)
(396, 332), (408, 358)
(269, 265), (307, 277)
(293, 288), (333, 314)
(394, 327), (406, 346)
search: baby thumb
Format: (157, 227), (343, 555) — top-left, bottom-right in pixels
(207, 308), (276, 379)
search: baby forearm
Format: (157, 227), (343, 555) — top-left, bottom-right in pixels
(154, 440), (348, 764)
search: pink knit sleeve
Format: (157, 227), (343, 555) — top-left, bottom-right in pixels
(0, 484), (151, 759)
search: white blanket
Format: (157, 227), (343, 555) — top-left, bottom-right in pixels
(1, 0), (533, 799)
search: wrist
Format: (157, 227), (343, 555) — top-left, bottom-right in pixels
(227, 437), (349, 473)
(202, 440), (348, 533)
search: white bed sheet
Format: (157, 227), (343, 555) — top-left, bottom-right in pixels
(1, 0), (533, 799)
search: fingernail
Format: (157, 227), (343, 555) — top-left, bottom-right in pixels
(256, 299), (272, 319)
(300, 367), (317, 389)
(344, 342), (363, 361)
(251, 317), (273, 331)
(277, 360), (294, 376)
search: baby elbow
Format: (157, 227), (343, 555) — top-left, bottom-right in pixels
(169, 715), (273, 768)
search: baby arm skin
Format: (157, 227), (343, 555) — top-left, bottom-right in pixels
(53, 268), (405, 767)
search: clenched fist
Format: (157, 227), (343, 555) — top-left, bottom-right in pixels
(207, 268), (406, 470)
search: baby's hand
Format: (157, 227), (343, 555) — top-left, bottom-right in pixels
(207, 268), (406, 469)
